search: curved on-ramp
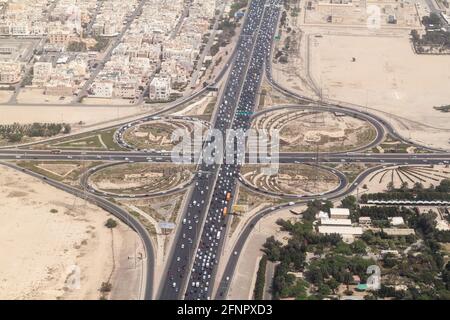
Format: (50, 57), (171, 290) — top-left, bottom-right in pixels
(80, 161), (195, 199)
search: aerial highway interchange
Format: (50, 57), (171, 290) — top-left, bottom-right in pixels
(0, 0), (449, 302)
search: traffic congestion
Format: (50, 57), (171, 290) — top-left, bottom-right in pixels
(184, 0), (282, 300)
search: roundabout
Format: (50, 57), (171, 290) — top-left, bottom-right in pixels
(251, 104), (384, 153)
(239, 163), (347, 199)
(83, 162), (195, 198)
(114, 116), (209, 152)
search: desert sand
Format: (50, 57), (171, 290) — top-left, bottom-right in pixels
(310, 34), (450, 130)
(0, 90), (12, 103)
(0, 104), (148, 127)
(0, 165), (143, 300)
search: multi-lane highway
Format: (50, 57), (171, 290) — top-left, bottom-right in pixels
(1, 148), (450, 165)
(158, 0), (282, 300)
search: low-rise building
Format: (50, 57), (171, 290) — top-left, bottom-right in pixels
(330, 208), (351, 219)
(149, 76), (171, 101)
(382, 228), (415, 236)
(114, 81), (138, 99)
(316, 211), (329, 220)
(0, 62), (22, 84)
(358, 217), (372, 227)
(44, 79), (74, 96)
(90, 81), (114, 98)
(320, 218), (352, 226)
(389, 217), (405, 226)
(32, 62), (53, 86)
(318, 225), (363, 236)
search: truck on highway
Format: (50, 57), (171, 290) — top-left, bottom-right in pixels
(223, 207), (228, 216)
(216, 231), (221, 240)
(226, 192), (231, 201)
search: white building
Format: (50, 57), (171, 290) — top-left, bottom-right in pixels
(149, 76), (171, 101)
(318, 226), (363, 236)
(358, 217), (372, 226)
(316, 211), (329, 220)
(330, 208), (350, 219)
(382, 228), (415, 236)
(90, 81), (114, 98)
(389, 217), (405, 226)
(320, 218), (352, 226)
(32, 62), (53, 86)
(0, 62), (22, 84)
(114, 81), (138, 99)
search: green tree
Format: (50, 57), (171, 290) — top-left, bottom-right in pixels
(351, 240), (367, 255)
(253, 255), (267, 300)
(437, 179), (450, 192)
(410, 29), (420, 41)
(327, 278), (340, 294)
(105, 218), (117, 229)
(413, 182), (424, 192)
(387, 181), (395, 192)
(262, 236), (283, 261)
(7, 132), (23, 143)
(400, 181), (409, 191)
(382, 253), (397, 268)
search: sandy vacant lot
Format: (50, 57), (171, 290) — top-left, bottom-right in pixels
(0, 105), (147, 127)
(310, 34), (450, 130)
(0, 165), (143, 300)
(0, 91), (12, 103)
(17, 88), (72, 105)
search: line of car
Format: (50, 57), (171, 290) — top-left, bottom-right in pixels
(162, 0), (277, 300)
(184, 0), (282, 300)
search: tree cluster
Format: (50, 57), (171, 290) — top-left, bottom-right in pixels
(253, 255), (268, 300)
(0, 123), (71, 143)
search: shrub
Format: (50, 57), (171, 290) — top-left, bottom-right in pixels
(105, 218), (117, 229)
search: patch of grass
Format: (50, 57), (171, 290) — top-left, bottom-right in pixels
(46, 127), (124, 151)
(129, 210), (157, 236)
(54, 135), (105, 149)
(15, 160), (102, 182)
